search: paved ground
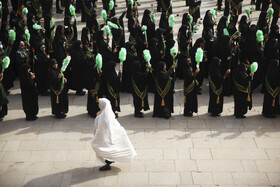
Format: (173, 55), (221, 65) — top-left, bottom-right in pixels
(1, 0), (280, 186)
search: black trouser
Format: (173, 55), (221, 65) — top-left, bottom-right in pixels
(217, 0), (223, 9)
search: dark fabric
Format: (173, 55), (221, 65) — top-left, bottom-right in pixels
(153, 61), (174, 118)
(53, 25), (67, 67)
(36, 49), (50, 94)
(262, 59), (280, 115)
(208, 57), (224, 115)
(131, 61), (150, 114)
(257, 11), (269, 35)
(233, 63), (252, 117)
(48, 63), (69, 116)
(141, 9), (156, 41)
(19, 63), (39, 119)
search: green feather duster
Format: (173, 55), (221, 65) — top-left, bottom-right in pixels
(250, 62), (258, 73)
(61, 56), (71, 72)
(223, 28), (229, 36)
(256, 30), (264, 42)
(101, 10), (107, 22)
(22, 7), (28, 16)
(195, 47), (203, 67)
(143, 49), (151, 64)
(96, 53), (102, 70)
(141, 25), (147, 31)
(130, 0), (134, 9)
(109, 0), (114, 10)
(193, 25), (199, 31)
(245, 8), (251, 19)
(151, 12), (156, 23)
(0, 2), (2, 13)
(189, 15), (193, 25)
(170, 46), (178, 58)
(25, 29), (30, 43)
(33, 23), (42, 30)
(211, 9), (216, 20)
(169, 14), (175, 28)
(104, 25), (111, 36)
(226, 18), (229, 27)
(69, 4), (76, 17)
(2, 56), (10, 70)
(51, 17), (55, 28)
(268, 8), (274, 21)
(119, 48), (127, 62)
(9, 30), (16, 42)
(107, 21), (119, 29)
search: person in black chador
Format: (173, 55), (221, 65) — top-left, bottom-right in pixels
(86, 58), (102, 118)
(111, 10), (126, 55)
(53, 25), (67, 67)
(96, 30), (115, 68)
(104, 61), (121, 117)
(217, 16), (228, 39)
(208, 57), (230, 117)
(19, 60), (39, 121)
(153, 61), (175, 119)
(233, 63), (254, 118)
(229, 0), (243, 25)
(70, 40), (87, 95)
(141, 9), (156, 42)
(102, 0), (116, 18)
(1, 0), (9, 23)
(81, 27), (90, 51)
(64, 16), (78, 47)
(36, 44), (50, 96)
(160, 0), (172, 15)
(131, 61), (150, 118)
(189, 0), (201, 24)
(202, 10), (215, 39)
(0, 69), (8, 121)
(262, 59), (280, 118)
(257, 11), (269, 36)
(183, 58), (199, 117)
(239, 15), (250, 40)
(159, 11), (169, 29)
(271, 0), (280, 26)
(48, 59), (69, 119)
(256, 0), (269, 11)
(121, 42), (138, 93)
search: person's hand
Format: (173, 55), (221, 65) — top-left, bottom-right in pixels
(30, 72), (35, 79)
(148, 64), (152, 69)
(113, 48), (118, 53)
(195, 68), (200, 73)
(58, 73), (63, 79)
(119, 69), (123, 73)
(47, 55), (50, 59)
(250, 72), (254, 77)
(64, 78), (67, 83)
(171, 64), (176, 69)
(92, 93), (96, 97)
(195, 79), (199, 86)
(125, 8), (128, 12)
(226, 69), (231, 74)
(0, 73), (3, 81)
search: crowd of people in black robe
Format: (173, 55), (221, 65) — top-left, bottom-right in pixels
(0, 0), (280, 121)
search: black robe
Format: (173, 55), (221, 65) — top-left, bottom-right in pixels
(233, 63), (252, 117)
(48, 66), (69, 116)
(142, 9), (156, 42)
(0, 68), (8, 118)
(86, 60), (102, 118)
(208, 57), (224, 115)
(36, 50), (50, 94)
(189, 0), (201, 23)
(19, 64), (39, 119)
(131, 61), (150, 114)
(153, 62), (174, 119)
(262, 59), (280, 116)
(104, 62), (121, 113)
(53, 25), (67, 67)
(184, 61), (198, 115)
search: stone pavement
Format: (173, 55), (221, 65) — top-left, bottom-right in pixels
(1, 0), (280, 186)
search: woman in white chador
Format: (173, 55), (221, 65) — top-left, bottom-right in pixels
(91, 98), (137, 171)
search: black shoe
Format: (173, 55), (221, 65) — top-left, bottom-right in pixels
(184, 112), (193, 117)
(115, 112), (119, 118)
(211, 113), (220, 117)
(235, 115), (246, 119)
(135, 113), (144, 118)
(55, 113), (66, 119)
(56, 9), (63, 13)
(99, 164), (111, 171)
(76, 91), (86, 96)
(26, 116), (38, 121)
(105, 160), (114, 165)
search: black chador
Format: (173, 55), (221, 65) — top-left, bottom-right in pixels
(233, 63), (253, 118)
(183, 58), (198, 117)
(141, 9), (156, 42)
(53, 25), (67, 67)
(48, 59), (69, 119)
(131, 61), (150, 118)
(208, 57), (228, 117)
(86, 60), (103, 118)
(189, 0), (201, 24)
(153, 61), (175, 119)
(19, 63), (39, 121)
(262, 59), (280, 118)
(104, 61), (121, 116)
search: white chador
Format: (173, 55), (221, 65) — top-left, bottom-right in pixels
(91, 98), (137, 164)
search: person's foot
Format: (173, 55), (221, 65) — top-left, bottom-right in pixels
(76, 91), (86, 96)
(211, 113), (220, 117)
(115, 112), (119, 118)
(135, 113), (144, 118)
(99, 165), (111, 171)
(184, 112), (193, 117)
(235, 115), (246, 119)
(56, 9), (63, 13)
(55, 113), (66, 119)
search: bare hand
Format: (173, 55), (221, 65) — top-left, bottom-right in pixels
(226, 69), (231, 74)
(171, 64), (176, 69)
(250, 73), (254, 77)
(195, 68), (200, 73)
(58, 73), (63, 79)
(64, 78), (67, 83)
